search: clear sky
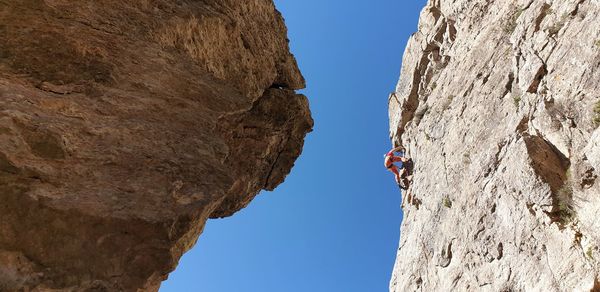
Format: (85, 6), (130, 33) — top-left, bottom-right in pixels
(161, 1), (427, 291)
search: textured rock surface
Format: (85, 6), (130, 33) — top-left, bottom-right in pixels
(0, 1), (312, 291)
(389, 0), (600, 290)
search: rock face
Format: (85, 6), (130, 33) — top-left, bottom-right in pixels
(389, 0), (600, 290)
(0, 1), (312, 291)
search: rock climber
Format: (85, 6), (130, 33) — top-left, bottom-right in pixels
(384, 145), (413, 189)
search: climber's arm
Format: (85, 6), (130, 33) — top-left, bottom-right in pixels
(389, 146), (405, 154)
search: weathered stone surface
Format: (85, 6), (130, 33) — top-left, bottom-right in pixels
(389, 0), (600, 291)
(0, 1), (312, 291)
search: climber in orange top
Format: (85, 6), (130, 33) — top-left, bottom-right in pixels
(384, 145), (413, 189)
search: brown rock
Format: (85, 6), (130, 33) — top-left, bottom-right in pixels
(0, 0), (312, 290)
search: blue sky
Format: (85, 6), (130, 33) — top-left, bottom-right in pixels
(161, 1), (426, 291)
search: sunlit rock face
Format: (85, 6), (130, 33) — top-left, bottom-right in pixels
(389, 0), (600, 290)
(0, 1), (312, 291)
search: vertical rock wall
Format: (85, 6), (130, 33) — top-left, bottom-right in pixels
(389, 0), (600, 290)
(0, 1), (312, 291)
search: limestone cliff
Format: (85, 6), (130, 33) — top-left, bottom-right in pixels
(0, 1), (312, 291)
(389, 0), (600, 290)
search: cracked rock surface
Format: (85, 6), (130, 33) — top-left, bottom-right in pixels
(389, 0), (600, 291)
(0, 1), (312, 291)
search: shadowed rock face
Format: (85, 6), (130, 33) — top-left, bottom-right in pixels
(389, 0), (600, 291)
(0, 0), (312, 291)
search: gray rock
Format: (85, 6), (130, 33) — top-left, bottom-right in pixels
(389, 0), (600, 291)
